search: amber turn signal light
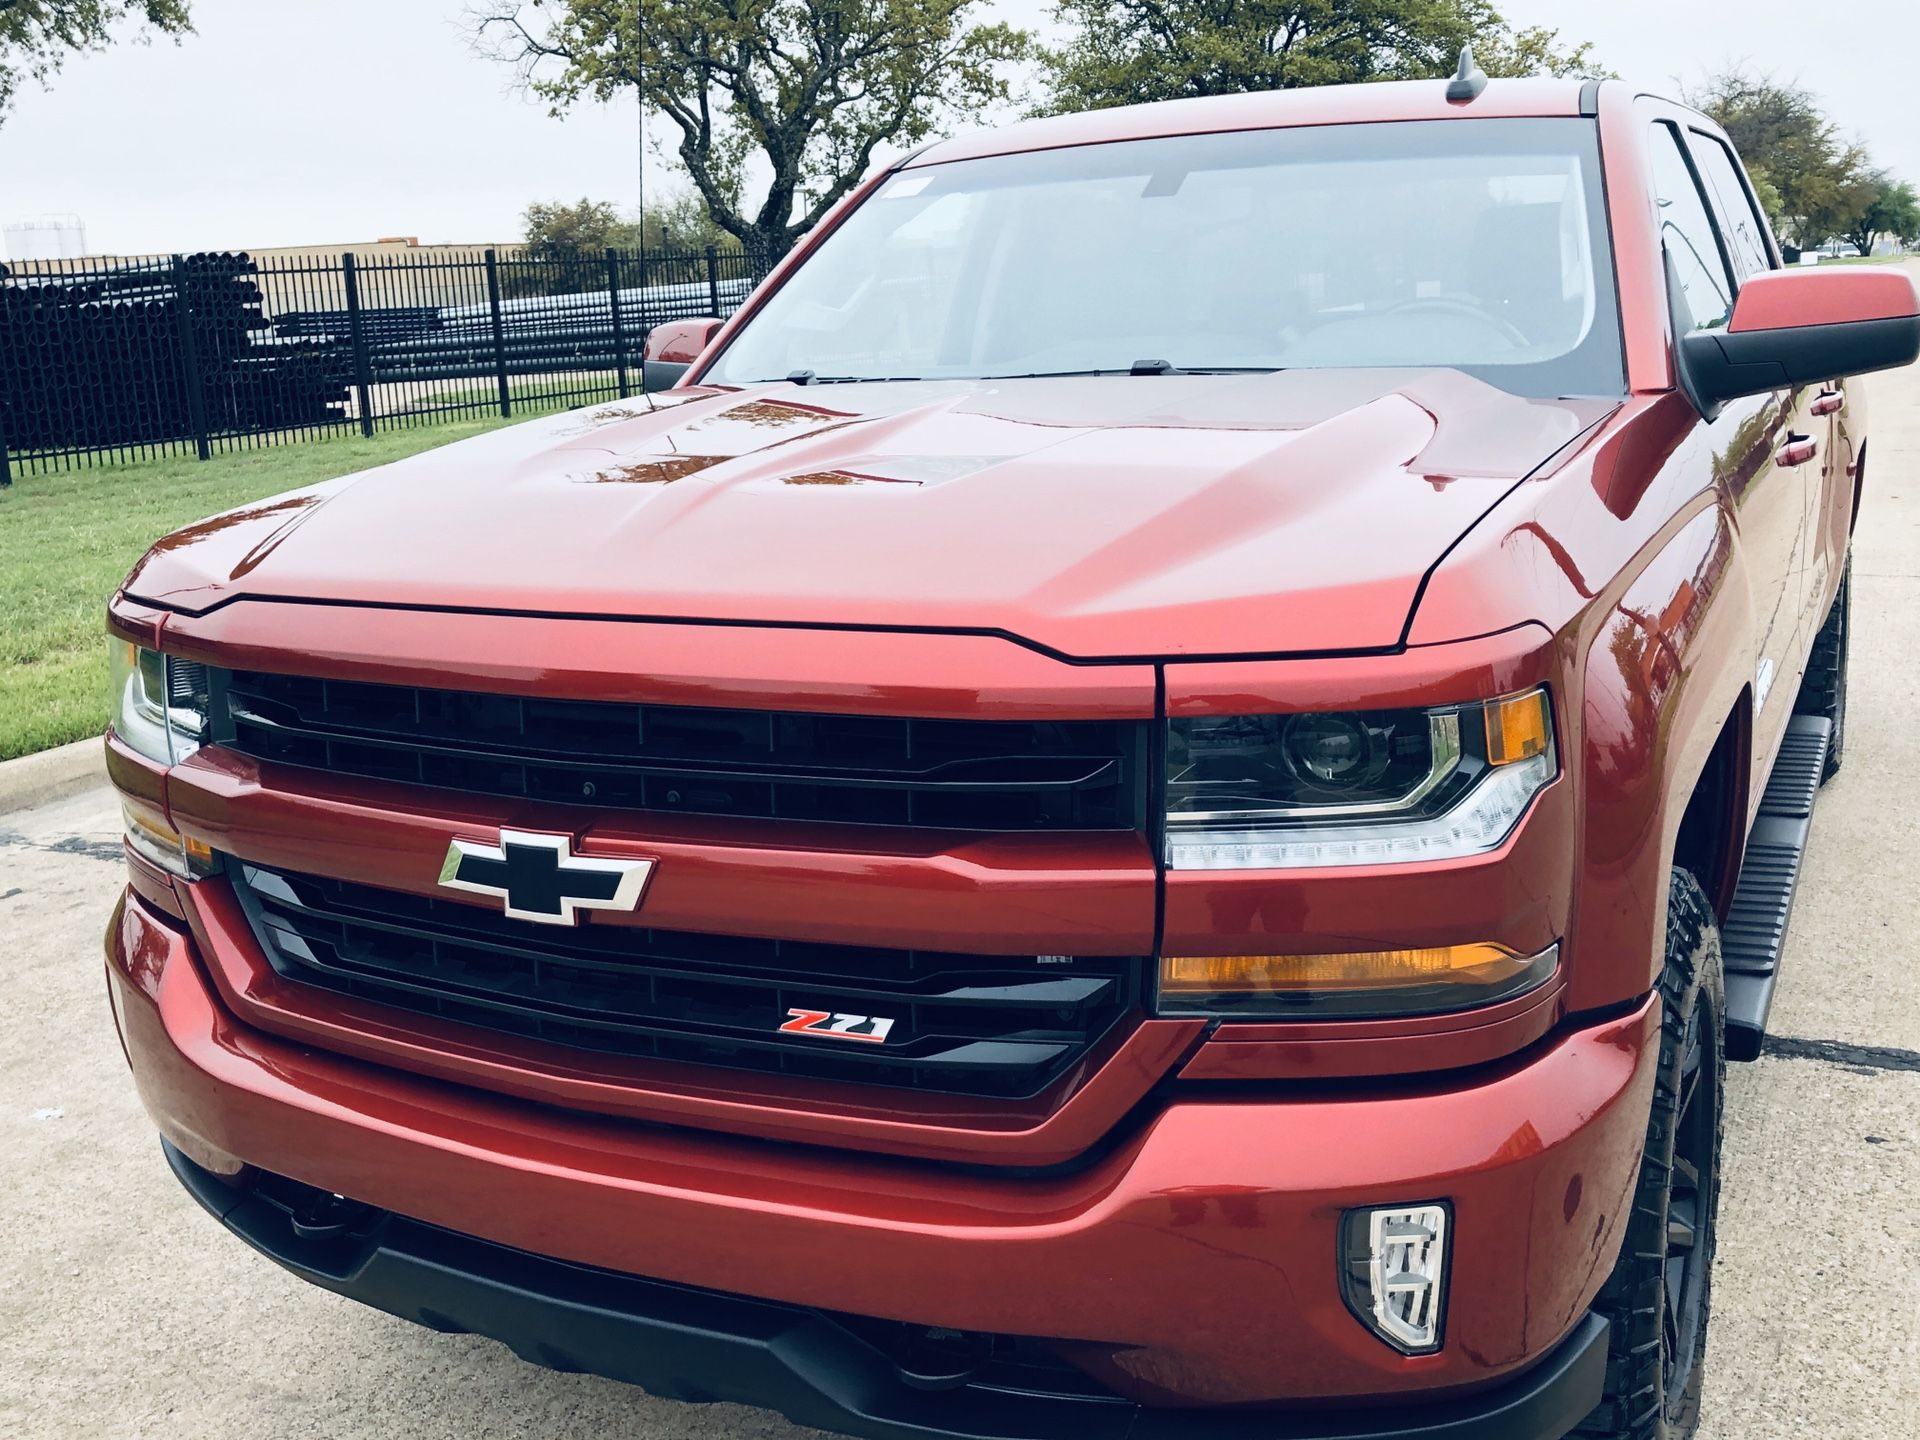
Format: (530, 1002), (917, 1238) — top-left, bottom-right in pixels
(1484, 688), (1551, 767)
(1156, 942), (1558, 1018)
(123, 803), (215, 878)
(1162, 943), (1524, 993)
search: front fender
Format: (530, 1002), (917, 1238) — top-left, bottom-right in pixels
(1412, 394), (1755, 1012)
(1575, 500), (1752, 1007)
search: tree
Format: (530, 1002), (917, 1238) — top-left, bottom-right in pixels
(1743, 163), (1785, 230)
(1840, 175), (1919, 257)
(0, 0), (191, 122)
(523, 194), (735, 258)
(1688, 68), (1871, 250)
(641, 191), (735, 250)
(1885, 181), (1920, 249)
(513, 194), (739, 296)
(474, 1), (1033, 261)
(1472, 22), (1601, 81)
(1038, 0), (1601, 115)
(521, 198), (637, 260)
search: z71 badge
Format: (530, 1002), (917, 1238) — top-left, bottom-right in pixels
(779, 1009), (896, 1044)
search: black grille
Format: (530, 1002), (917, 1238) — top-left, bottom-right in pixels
(213, 670), (1144, 833)
(232, 862), (1138, 1099)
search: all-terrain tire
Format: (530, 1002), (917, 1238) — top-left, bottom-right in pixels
(1571, 868), (1726, 1440)
(1794, 562), (1849, 782)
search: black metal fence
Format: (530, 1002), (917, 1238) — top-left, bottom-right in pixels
(0, 244), (776, 483)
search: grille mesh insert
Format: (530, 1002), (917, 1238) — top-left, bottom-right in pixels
(214, 670), (1145, 833)
(233, 861), (1139, 1099)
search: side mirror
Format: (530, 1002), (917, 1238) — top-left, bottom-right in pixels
(641, 317), (724, 391)
(1679, 267), (1920, 410)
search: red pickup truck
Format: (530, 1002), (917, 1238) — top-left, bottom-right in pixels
(102, 67), (1919, 1440)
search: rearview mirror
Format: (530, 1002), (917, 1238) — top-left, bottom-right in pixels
(1678, 266), (1920, 411)
(642, 317), (725, 391)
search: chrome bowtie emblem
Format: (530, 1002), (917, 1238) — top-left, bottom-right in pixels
(437, 829), (654, 926)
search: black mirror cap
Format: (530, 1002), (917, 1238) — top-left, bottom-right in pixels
(642, 359), (692, 392)
(1680, 315), (1920, 408)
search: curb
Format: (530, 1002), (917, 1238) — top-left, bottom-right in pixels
(0, 737), (107, 816)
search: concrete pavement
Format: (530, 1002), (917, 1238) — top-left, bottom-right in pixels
(4, 365), (1919, 1438)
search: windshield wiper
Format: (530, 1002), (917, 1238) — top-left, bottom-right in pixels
(982, 368), (1136, 379)
(786, 370), (925, 385)
(983, 363), (1282, 379)
(778, 365), (1284, 384)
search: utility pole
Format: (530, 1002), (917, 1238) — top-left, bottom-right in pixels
(634, 5), (646, 245)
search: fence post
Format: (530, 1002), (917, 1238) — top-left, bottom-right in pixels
(0, 404), (10, 488)
(341, 252), (376, 439)
(605, 247), (630, 400)
(170, 254), (212, 461)
(705, 244), (721, 315)
(484, 248), (512, 419)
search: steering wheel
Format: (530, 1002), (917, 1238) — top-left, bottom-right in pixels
(1379, 296), (1530, 349)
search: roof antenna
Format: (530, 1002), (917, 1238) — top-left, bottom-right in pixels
(1446, 44), (1488, 103)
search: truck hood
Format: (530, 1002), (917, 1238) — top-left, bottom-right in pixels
(127, 371), (1611, 659)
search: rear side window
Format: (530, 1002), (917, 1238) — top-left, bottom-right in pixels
(1648, 123), (1735, 332)
(1689, 132), (1775, 278)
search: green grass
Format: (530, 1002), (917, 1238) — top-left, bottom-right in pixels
(0, 419), (511, 761)
(392, 374), (638, 418)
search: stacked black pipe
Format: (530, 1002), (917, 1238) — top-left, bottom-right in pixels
(0, 253), (351, 453)
(353, 276), (756, 384)
(273, 306), (441, 343)
(0, 245), (776, 473)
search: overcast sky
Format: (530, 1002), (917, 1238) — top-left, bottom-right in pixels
(0, 0), (1911, 257)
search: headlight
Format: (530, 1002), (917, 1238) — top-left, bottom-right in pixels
(122, 800), (216, 879)
(109, 641), (208, 766)
(1164, 688), (1556, 869)
(110, 643), (215, 877)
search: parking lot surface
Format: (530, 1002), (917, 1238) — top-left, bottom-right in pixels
(4, 362), (1918, 1439)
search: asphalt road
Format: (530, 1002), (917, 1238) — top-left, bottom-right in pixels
(5, 363), (1919, 1439)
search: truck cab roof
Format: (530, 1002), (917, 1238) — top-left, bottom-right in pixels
(912, 76), (1606, 169)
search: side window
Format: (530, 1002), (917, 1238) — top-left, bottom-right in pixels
(1689, 132), (1775, 278)
(1648, 122), (1735, 332)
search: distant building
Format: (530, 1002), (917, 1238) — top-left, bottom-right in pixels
(13, 235), (527, 314)
(247, 238), (524, 265)
(3, 216), (88, 261)
(234, 238), (528, 314)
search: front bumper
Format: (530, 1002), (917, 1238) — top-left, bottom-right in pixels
(109, 887), (1657, 1420)
(166, 1138), (1610, 1440)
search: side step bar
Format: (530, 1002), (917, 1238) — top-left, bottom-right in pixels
(1722, 714), (1832, 1061)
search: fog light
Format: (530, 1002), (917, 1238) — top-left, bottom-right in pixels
(1341, 1204), (1450, 1354)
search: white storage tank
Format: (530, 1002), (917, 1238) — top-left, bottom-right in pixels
(3, 216), (89, 261)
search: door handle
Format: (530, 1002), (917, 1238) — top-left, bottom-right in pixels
(1811, 390), (1844, 417)
(1775, 434), (1818, 467)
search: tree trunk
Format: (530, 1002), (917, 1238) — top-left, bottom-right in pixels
(751, 227), (795, 267)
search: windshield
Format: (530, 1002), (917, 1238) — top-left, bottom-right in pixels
(707, 119), (1625, 399)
